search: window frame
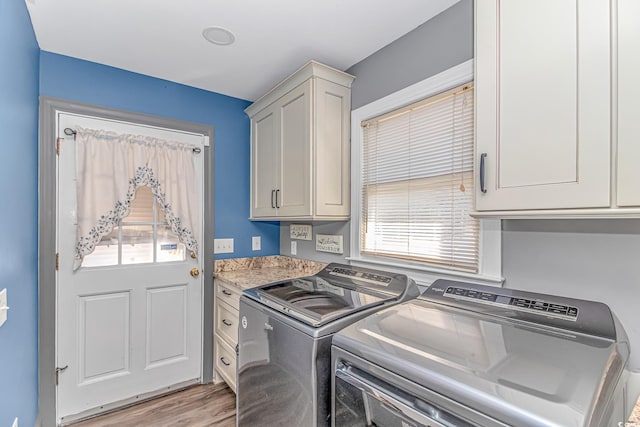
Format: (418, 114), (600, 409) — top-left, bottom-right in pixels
(348, 60), (503, 287)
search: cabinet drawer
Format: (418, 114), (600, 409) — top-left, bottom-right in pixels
(215, 336), (237, 392)
(216, 280), (241, 310)
(216, 300), (239, 345)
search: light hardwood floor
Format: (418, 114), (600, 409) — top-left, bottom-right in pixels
(72, 383), (236, 427)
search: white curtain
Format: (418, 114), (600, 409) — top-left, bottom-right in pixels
(73, 127), (199, 270)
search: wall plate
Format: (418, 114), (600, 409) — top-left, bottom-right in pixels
(214, 238), (234, 254)
(0, 288), (8, 327)
(290, 224), (312, 240)
(316, 234), (343, 254)
(252, 236), (261, 251)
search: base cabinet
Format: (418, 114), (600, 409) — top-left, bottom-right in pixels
(214, 336), (237, 392)
(248, 61), (353, 221)
(214, 281), (241, 392)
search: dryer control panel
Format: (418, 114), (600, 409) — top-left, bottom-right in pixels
(423, 279), (618, 340)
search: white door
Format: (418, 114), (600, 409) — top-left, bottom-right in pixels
(56, 112), (205, 423)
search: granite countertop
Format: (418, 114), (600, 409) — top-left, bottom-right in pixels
(630, 395), (640, 424)
(214, 255), (327, 291)
(215, 266), (319, 291)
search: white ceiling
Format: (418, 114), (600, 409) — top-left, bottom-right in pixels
(26, 0), (459, 101)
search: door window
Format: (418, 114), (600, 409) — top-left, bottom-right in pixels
(82, 186), (186, 267)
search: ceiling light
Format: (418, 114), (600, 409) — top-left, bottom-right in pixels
(202, 26), (236, 46)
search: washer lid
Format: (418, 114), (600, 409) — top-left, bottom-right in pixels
(243, 263), (418, 327)
(248, 276), (389, 327)
(333, 297), (629, 427)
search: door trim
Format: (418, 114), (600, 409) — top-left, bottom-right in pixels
(37, 96), (215, 427)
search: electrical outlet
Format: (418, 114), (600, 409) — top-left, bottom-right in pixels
(0, 288), (8, 328)
(291, 241), (297, 256)
(214, 238), (234, 254)
(252, 236), (261, 251)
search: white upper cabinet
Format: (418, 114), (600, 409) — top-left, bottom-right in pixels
(251, 105), (280, 218)
(617, 0), (640, 207)
(247, 61), (353, 220)
(475, 0), (611, 212)
(275, 80), (312, 217)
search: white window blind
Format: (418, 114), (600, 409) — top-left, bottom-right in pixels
(360, 83), (479, 272)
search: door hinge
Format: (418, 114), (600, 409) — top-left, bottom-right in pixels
(56, 138), (61, 156)
(55, 253), (59, 271)
(55, 365), (68, 386)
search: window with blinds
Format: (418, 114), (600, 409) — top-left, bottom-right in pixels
(360, 83), (478, 272)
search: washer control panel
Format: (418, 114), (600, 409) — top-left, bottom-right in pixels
(328, 266), (393, 286)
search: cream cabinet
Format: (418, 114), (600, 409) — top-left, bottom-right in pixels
(213, 280), (241, 392)
(247, 61), (354, 220)
(475, 0), (611, 212)
(616, 0), (640, 207)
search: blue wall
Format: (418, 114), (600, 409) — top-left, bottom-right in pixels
(39, 52), (280, 259)
(0, 0), (40, 426)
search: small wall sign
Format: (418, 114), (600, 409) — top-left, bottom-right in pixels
(316, 234), (343, 254)
(290, 224), (312, 240)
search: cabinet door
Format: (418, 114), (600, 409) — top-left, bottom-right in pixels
(277, 80), (312, 217)
(617, 0), (640, 207)
(314, 78), (351, 217)
(251, 105), (279, 218)
(475, 0), (610, 211)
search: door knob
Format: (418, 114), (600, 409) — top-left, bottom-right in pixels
(190, 268), (200, 278)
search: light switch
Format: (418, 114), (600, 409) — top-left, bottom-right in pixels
(0, 288), (8, 327)
(214, 238), (234, 254)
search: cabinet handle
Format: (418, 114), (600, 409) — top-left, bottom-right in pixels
(271, 189), (275, 208)
(222, 289), (232, 296)
(275, 189), (280, 208)
(220, 356), (231, 366)
(222, 319), (233, 326)
(480, 153), (488, 194)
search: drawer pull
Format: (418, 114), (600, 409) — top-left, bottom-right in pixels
(222, 319), (233, 326)
(222, 289), (232, 296)
(220, 356), (231, 366)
